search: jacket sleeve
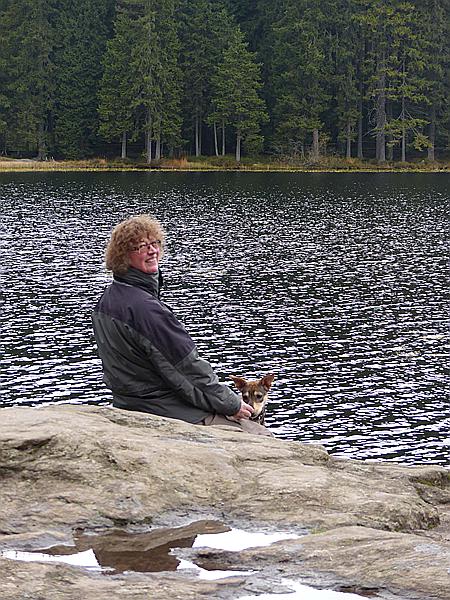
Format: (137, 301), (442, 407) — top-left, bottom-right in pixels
(137, 300), (242, 416)
(147, 342), (241, 416)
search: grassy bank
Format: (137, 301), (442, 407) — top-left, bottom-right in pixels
(0, 155), (449, 172)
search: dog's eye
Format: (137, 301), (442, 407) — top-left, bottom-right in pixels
(255, 393), (263, 400)
(242, 393), (249, 400)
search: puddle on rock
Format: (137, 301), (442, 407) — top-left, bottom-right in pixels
(238, 580), (381, 600)
(0, 520), (298, 575)
(1, 548), (102, 571)
(192, 527), (300, 551)
(0, 521), (385, 598)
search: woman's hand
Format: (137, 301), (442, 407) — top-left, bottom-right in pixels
(229, 400), (254, 421)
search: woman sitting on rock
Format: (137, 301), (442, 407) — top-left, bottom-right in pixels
(92, 214), (272, 436)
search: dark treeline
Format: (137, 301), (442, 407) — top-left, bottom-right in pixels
(0, 0), (448, 162)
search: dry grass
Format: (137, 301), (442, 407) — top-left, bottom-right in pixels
(0, 157), (126, 171)
(0, 155), (448, 173)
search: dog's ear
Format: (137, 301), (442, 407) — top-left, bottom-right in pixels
(230, 375), (248, 390)
(260, 373), (275, 390)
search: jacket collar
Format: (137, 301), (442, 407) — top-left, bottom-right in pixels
(114, 267), (163, 298)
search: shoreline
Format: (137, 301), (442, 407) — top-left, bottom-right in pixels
(0, 157), (448, 174)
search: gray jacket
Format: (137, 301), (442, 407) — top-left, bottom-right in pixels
(92, 268), (241, 423)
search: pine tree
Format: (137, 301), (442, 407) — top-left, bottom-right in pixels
(124, 0), (182, 162)
(210, 26), (268, 161)
(272, 0), (331, 160)
(179, 0), (212, 157)
(353, 0), (390, 161)
(223, 0), (281, 153)
(327, 0), (361, 158)
(53, 0), (114, 158)
(0, 0), (15, 153)
(386, 2), (430, 160)
(179, 0), (234, 156)
(98, 6), (136, 158)
(418, 0), (449, 160)
(353, 0), (430, 162)
(0, 0), (56, 159)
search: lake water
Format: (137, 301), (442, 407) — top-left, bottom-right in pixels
(1, 171), (449, 466)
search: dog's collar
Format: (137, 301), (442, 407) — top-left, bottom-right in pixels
(250, 413), (265, 422)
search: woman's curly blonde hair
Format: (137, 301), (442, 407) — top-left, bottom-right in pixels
(105, 215), (165, 274)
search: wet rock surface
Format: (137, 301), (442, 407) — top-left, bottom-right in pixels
(0, 405), (449, 599)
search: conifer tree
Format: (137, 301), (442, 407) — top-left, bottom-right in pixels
(179, 0), (212, 157)
(353, 0), (430, 162)
(272, 0), (331, 160)
(0, 0), (14, 152)
(98, 6), (136, 158)
(224, 0), (281, 153)
(327, 0), (361, 158)
(387, 3), (429, 161)
(353, 0), (390, 161)
(0, 0), (56, 159)
(210, 26), (268, 161)
(179, 0), (234, 156)
(124, 0), (181, 162)
(53, 0), (114, 158)
(418, 0), (449, 160)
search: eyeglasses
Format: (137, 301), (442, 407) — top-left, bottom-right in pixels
(131, 240), (162, 254)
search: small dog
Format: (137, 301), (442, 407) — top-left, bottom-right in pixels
(230, 374), (275, 426)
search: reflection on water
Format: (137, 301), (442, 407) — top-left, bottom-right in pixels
(0, 521), (377, 598)
(0, 520), (298, 575)
(1, 172), (449, 465)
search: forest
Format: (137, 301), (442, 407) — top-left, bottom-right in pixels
(0, 0), (448, 163)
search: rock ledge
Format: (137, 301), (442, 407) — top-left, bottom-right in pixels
(0, 405), (449, 599)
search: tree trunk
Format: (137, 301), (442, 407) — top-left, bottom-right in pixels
(401, 94), (406, 162)
(346, 121), (352, 159)
(154, 117), (161, 160)
(195, 115), (200, 157)
(37, 121), (47, 161)
(121, 131), (127, 159)
(376, 69), (386, 162)
(386, 100), (393, 161)
(236, 130), (241, 162)
(375, 45), (386, 163)
(357, 45), (364, 159)
(357, 110), (364, 159)
(213, 122), (219, 157)
(311, 128), (319, 162)
(221, 120), (226, 156)
(146, 132), (152, 163)
(401, 60), (406, 162)
(428, 106), (436, 161)
(146, 110), (152, 164)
